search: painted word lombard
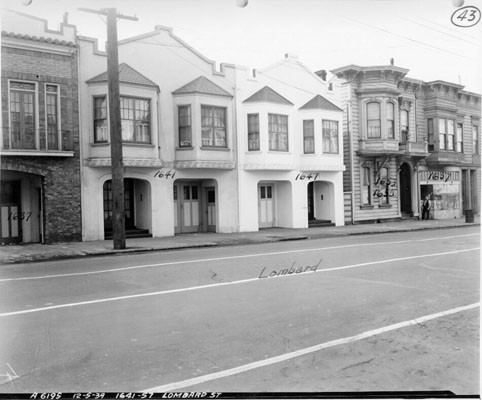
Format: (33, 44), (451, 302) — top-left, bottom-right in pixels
(259, 259), (321, 279)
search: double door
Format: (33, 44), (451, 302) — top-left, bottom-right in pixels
(174, 183), (216, 234)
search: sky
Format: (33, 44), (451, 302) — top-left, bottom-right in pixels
(3, 0), (482, 93)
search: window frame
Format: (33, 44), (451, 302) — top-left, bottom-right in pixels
(178, 105), (192, 148)
(303, 119), (315, 154)
(427, 118), (434, 146)
(456, 123), (464, 153)
(45, 83), (61, 150)
(93, 95), (108, 143)
(120, 96), (151, 144)
(400, 109), (409, 143)
(8, 80), (38, 150)
(268, 113), (289, 152)
(366, 102), (381, 139)
(322, 119), (339, 154)
(247, 113), (260, 151)
(386, 102), (395, 139)
(201, 105), (227, 148)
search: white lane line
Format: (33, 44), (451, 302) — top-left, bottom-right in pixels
(0, 233), (478, 282)
(143, 302), (480, 392)
(0, 247), (478, 318)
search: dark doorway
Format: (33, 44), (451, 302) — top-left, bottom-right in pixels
(103, 178), (135, 233)
(307, 182), (315, 221)
(0, 181), (21, 244)
(399, 163), (412, 215)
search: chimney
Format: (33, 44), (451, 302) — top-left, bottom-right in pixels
(315, 70), (327, 81)
(63, 12), (69, 24)
(390, 58), (394, 66)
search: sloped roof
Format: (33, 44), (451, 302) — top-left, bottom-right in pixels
(243, 86), (293, 105)
(172, 76), (232, 97)
(299, 95), (343, 112)
(86, 63), (158, 87)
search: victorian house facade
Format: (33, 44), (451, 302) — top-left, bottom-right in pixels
(331, 64), (480, 223)
(0, 10), (81, 244)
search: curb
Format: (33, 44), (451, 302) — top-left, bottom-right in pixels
(0, 222), (479, 265)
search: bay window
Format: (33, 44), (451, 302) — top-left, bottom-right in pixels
(303, 120), (314, 154)
(439, 118), (446, 150)
(387, 103), (395, 139)
(94, 96), (151, 143)
(201, 105), (227, 147)
(120, 97), (150, 143)
(400, 110), (408, 143)
(367, 102), (381, 138)
(456, 123), (463, 153)
(268, 113), (288, 151)
(178, 105), (192, 147)
(248, 113), (260, 151)
(322, 120), (339, 154)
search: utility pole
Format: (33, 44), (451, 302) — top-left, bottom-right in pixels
(79, 8), (138, 250)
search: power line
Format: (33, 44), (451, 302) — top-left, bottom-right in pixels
(339, 15), (472, 59)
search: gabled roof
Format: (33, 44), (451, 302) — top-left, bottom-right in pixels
(172, 76), (232, 97)
(86, 63), (158, 87)
(299, 95), (342, 112)
(243, 86), (293, 105)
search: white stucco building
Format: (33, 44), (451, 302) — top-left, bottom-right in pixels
(235, 54), (345, 231)
(79, 26), (239, 240)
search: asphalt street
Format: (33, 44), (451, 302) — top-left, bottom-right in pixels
(0, 227), (479, 394)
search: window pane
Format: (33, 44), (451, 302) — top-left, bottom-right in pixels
(248, 114), (259, 151)
(322, 120), (338, 153)
(202, 106), (226, 147)
(303, 120), (314, 154)
(268, 114), (288, 151)
(179, 106), (192, 147)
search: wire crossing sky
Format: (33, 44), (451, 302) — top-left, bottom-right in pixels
(3, 0), (482, 92)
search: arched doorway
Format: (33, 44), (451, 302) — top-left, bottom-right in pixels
(399, 163), (412, 216)
(103, 178), (151, 238)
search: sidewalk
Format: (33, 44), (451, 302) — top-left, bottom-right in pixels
(0, 216), (480, 264)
